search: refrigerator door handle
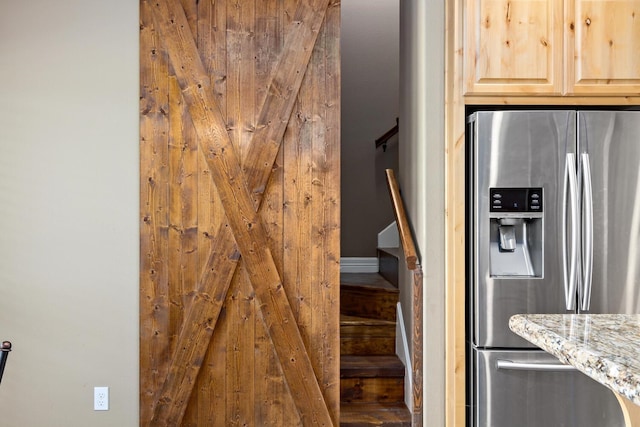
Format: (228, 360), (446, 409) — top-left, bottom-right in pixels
(496, 359), (577, 372)
(563, 153), (579, 310)
(581, 153), (594, 311)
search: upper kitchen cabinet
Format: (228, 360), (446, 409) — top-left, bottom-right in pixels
(465, 0), (564, 95)
(566, 0), (640, 95)
(465, 0), (640, 97)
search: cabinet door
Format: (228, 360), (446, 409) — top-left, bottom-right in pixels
(567, 0), (640, 95)
(465, 0), (564, 95)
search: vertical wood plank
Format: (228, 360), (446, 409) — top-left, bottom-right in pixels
(226, 269), (256, 426)
(280, 2), (303, 424)
(446, 0), (468, 425)
(196, 0), (227, 275)
(284, 87), (312, 374)
(169, 67), (201, 426)
(410, 267), (424, 426)
(255, 305), (298, 425)
(140, 1), (171, 424)
(254, 1), (286, 424)
(198, 0), (228, 117)
(184, 1), (229, 424)
(310, 1), (327, 399)
(168, 74), (200, 353)
(318, 2), (340, 422)
(227, 2), (258, 424)
(166, 75), (184, 387)
(208, 298), (229, 427)
(227, 0), (256, 162)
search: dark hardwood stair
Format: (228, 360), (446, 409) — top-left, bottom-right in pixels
(340, 315), (396, 355)
(341, 355), (405, 403)
(340, 273), (399, 321)
(340, 403), (412, 427)
(340, 273), (410, 426)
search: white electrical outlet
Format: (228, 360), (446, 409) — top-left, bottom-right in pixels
(94, 386), (109, 411)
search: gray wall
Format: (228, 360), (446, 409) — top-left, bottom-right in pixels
(0, 1), (139, 426)
(399, 0), (446, 425)
(341, 0), (399, 257)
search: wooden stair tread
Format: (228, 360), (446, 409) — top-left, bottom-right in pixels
(340, 268), (407, 424)
(341, 314), (395, 327)
(341, 355), (405, 378)
(340, 313), (396, 350)
(340, 273), (398, 292)
(340, 402), (411, 427)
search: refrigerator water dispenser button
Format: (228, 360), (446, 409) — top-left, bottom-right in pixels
(489, 188), (544, 213)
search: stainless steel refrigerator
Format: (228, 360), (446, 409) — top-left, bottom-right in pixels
(467, 109), (640, 427)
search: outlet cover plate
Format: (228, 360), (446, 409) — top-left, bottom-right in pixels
(94, 386), (109, 411)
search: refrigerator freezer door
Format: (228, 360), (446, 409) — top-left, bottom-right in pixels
(472, 111), (576, 348)
(579, 111), (640, 314)
(473, 349), (624, 427)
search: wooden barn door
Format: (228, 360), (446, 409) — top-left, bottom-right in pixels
(139, 0), (340, 425)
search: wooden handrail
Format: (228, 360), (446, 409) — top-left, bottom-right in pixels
(385, 169), (418, 270)
(375, 118), (399, 151)
(384, 168), (423, 425)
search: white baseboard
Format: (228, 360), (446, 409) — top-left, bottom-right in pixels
(340, 257), (379, 273)
(396, 302), (413, 412)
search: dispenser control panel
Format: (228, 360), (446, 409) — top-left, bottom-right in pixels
(490, 188), (543, 213)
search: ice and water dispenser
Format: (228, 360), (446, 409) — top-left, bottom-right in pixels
(489, 187), (543, 277)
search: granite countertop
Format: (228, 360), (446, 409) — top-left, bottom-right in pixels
(509, 314), (640, 405)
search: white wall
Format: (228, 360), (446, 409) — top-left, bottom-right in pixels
(0, 1), (139, 426)
(400, 0), (446, 425)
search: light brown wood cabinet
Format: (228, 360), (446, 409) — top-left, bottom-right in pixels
(465, 0), (640, 96)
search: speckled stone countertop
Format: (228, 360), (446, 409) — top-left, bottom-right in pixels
(509, 314), (640, 406)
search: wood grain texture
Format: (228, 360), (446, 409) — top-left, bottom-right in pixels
(254, 1), (289, 425)
(140, 0), (339, 426)
(140, 1), (171, 422)
(465, 0), (563, 95)
(463, 95), (640, 105)
(340, 402), (411, 426)
(567, 0), (640, 94)
(244, 0), (336, 202)
(339, 295), (396, 356)
(383, 169), (423, 424)
(452, 1), (640, 426)
(384, 169), (418, 270)
(340, 378), (405, 403)
(465, 0), (640, 96)
(446, 1), (467, 425)
(148, 0), (332, 420)
(615, 393), (640, 427)
(412, 267), (424, 426)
